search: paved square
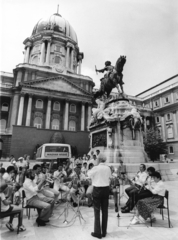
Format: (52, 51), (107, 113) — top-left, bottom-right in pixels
(1, 181), (178, 240)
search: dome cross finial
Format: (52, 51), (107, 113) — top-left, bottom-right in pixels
(57, 4), (59, 14)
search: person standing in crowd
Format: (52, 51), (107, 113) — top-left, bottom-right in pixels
(122, 164), (148, 213)
(9, 155), (16, 165)
(131, 171), (165, 224)
(88, 153), (111, 239)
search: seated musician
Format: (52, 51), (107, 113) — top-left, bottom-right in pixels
(23, 170), (55, 226)
(3, 166), (15, 202)
(33, 164), (59, 203)
(81, 162), (88, 176)
(69, 167), (86, 207)
(110, 166), (120, 212)
(131, 171), (165, 224)
(122, 164), (148, 213)
(86, 163), (94, 207)
(53, 166), (70, 200)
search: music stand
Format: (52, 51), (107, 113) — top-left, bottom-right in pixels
(69, 194), (86, 224)
(57, 199), (75, 224)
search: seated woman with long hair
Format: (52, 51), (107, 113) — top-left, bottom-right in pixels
(131, 171), (165, 224)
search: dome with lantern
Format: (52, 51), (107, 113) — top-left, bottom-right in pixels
(32, 12), (78, 44)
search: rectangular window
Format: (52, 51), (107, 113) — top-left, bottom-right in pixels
(166, 113), (171, 121)
(154, 100), (159, 107)
(169, 146), (174, 154)
(55, 45), (60, 52)
(164, 95), (170, 104)
(156, 116), (160, 123)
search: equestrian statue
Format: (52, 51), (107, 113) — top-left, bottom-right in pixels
(94, 56), (126, 99)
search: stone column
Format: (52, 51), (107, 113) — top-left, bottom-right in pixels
(46, 40), (51, 65)
(161, 115), (166, 141)
(32, 72), (36, 80)
(70, 48), (74, 70)
(78, 60), (82, 74)
(64, 101), (69, 130)
(7, 97), (13, 128)
(144, 116), (147, 134)
(25, 94), (33, 126)
(10, 94), (20, 129)
(81, 103), (85, 131)
(87, 104), (92, 130)
(45, 98), (52, 129)
(15, 70), (23, 87)
(66, 46), (70, 68)
(40, 41), (45, 65)
(17, 93), (25, 126)
(173, 111), (178, 138)
(24, 71), (28, 82)
(24, 46), (30, 63)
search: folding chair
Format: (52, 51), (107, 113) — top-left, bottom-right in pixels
(0, 197), (21, 234)
(22, 190), (40, 220)
(150, 190), (172, 228)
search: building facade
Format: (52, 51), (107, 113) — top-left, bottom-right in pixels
(0, 12), (94, 158)
(0, 11), (177, 160)
(136, 75), (178, 159)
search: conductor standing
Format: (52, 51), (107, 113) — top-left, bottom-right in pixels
(88, 153), (111, 239)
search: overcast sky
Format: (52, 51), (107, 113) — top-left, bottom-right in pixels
(0, 0), (177, 96)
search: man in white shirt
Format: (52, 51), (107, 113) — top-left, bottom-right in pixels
(87, 153), (111, 239)
(122, 164), (148, 213)
(23, 169), (54, 226)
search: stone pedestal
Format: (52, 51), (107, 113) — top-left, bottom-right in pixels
(89, 97), (146, 163)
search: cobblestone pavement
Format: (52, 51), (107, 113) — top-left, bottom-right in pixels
(1, 181), (178, 240)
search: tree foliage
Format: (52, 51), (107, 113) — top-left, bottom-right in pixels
(143, 127), (168, 161)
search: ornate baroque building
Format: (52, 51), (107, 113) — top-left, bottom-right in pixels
(0, 12), (94, 158)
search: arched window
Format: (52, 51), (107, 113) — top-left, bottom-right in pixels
(0, 119), (6, 130)
(70, 104), (76, 113)
(69, 120), (76, 131)
(51, 119), (60, 130)
(1, 103), (9, 111)
(34, 117), (42, 128)
(53, 101), (60, 111)
(55, 56), (60, 64)
(36, 99), (43, 109)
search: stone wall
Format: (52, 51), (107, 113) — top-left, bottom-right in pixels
(10, 125), (90, 159)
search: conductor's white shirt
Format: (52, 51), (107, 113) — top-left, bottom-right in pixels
(87, 163), (111, 187)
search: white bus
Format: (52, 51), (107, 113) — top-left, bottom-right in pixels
(36, 143), (72, 162)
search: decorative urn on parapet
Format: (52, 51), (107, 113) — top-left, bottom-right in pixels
(89, 56), (146, 164)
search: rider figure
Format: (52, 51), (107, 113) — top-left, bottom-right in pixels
(96, 61), (115, 81)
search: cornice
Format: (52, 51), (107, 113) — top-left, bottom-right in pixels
(21, 75), (92, 96)
(21, 85), (92, 100)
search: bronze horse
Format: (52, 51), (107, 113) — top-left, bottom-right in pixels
(94, 56), (126, 99)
